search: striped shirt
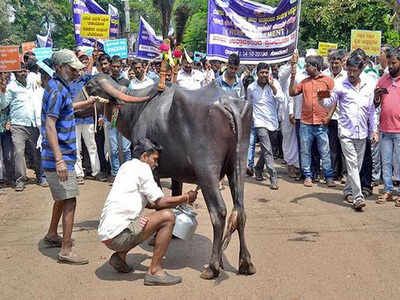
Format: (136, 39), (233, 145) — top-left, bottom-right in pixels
(41, 75), (76, 171)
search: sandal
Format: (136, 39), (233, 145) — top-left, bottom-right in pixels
(43, 235), (62, 248)
(376, 192), (393, 204)
(109, 252), (133, 273)
(394, 196), (400, 207)
(344, 194), (353, 204)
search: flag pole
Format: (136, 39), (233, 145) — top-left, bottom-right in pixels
(295, 0), (302, 49)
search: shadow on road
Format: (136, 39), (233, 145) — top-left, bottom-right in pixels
(290, 192), (352, 208)
(37, 239), (60, 262)
(73, 220), (99, 232)
(288, 230), (320, 242)
(95, 233), (236, 284)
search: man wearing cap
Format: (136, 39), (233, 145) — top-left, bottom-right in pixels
(41, 49), (98, 264)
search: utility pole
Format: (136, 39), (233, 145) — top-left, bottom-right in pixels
(123, 0), (131, 51)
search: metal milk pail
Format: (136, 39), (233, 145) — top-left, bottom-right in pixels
(172, 205), (198, 240)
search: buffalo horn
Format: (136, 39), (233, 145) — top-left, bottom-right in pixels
(97, 78), (150, 103)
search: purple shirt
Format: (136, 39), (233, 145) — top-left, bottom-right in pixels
(320, 77), (376, 139)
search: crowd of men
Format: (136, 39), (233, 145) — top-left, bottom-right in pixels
(0, 43), (400, 284)
(0, 46), (400, 205)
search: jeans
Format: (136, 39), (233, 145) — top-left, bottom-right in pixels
(341, 137), (366, 201)
(247, 127), (256, 169)
(380, 132), (400, 193)
(255, 127), (277, 184)
(10, 125), (43, 183)
(0, 131), (14, 184)
(106, 121), (131, 176)
(299, 123), (333, 180)
(295, 120), (320, 179)
(371, 133), (381, 183)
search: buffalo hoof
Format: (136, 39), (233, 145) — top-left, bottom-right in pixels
(200, 265), (219, 280)
(238, 261), (256, 275)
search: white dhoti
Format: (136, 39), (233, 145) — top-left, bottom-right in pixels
(281, 117), (299, 167)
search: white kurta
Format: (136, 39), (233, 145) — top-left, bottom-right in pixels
(278, 63), (299, 167)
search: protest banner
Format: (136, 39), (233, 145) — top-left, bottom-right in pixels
(317, 42), (337, 56)
(135, 16), (162, 61)
(194, 51), (206, 62)
(33, 47), (53, 62)
(0, 46), (21, 72)
(80, 13), (110, 39)
(22, 42), (36, 54)
(72, 0), (107, 49)
(207, 0), (301, 64)
(104, 38), (128, 59)
(351, 30), (381, 56)
(108, 4), (119, 39)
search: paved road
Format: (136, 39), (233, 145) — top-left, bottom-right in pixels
(1, 165), (399, 299)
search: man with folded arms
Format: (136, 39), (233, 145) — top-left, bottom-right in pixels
(319, 55), (378, 211)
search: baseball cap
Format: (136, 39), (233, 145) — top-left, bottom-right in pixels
(52, 49), (84, 70)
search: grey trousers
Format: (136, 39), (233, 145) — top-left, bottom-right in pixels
(255, 127), (277, 184)
(10, 125), (42, 183)
(340, 137), (366, 201)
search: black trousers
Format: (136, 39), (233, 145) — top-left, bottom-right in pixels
(327, 120), (345, 179)
(360, 138), (372, 191)
(95, 125), (110, 176)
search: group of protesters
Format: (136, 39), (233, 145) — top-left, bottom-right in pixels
(0, 45), (400, 206)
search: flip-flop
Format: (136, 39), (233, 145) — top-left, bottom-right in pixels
(394, 197), (400, 207)
(43, 236), (62, 248)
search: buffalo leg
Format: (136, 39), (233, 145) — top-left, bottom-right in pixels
(200, 182), (227, 279)
(226, 165), (256, 276)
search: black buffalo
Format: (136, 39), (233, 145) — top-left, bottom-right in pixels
(74, 74), (256, 279)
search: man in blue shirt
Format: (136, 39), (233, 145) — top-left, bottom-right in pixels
(42, 49), (97, 264)
(215, 54), (245, 100)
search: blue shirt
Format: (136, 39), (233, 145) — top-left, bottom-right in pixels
(69, 74), (94, 125)
(0, 79), (38, 127)
(215, 71), (245, 100)
(41, 75), (77, 171)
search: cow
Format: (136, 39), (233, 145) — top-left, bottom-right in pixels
(74, 73), (256, 279)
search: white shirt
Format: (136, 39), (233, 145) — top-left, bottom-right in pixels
(323, 69), (347, 120)
(129, 75), (154, 90)
(247, 79), (285, 131)
(176, 69), (205, 90)
(98, 159), (164, 241)
(288, 69), (308, 119)
(203, 69), (215, 86)
(320, 76), (376, 139)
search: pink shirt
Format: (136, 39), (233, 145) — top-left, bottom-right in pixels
(377, 74), (400, 133)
